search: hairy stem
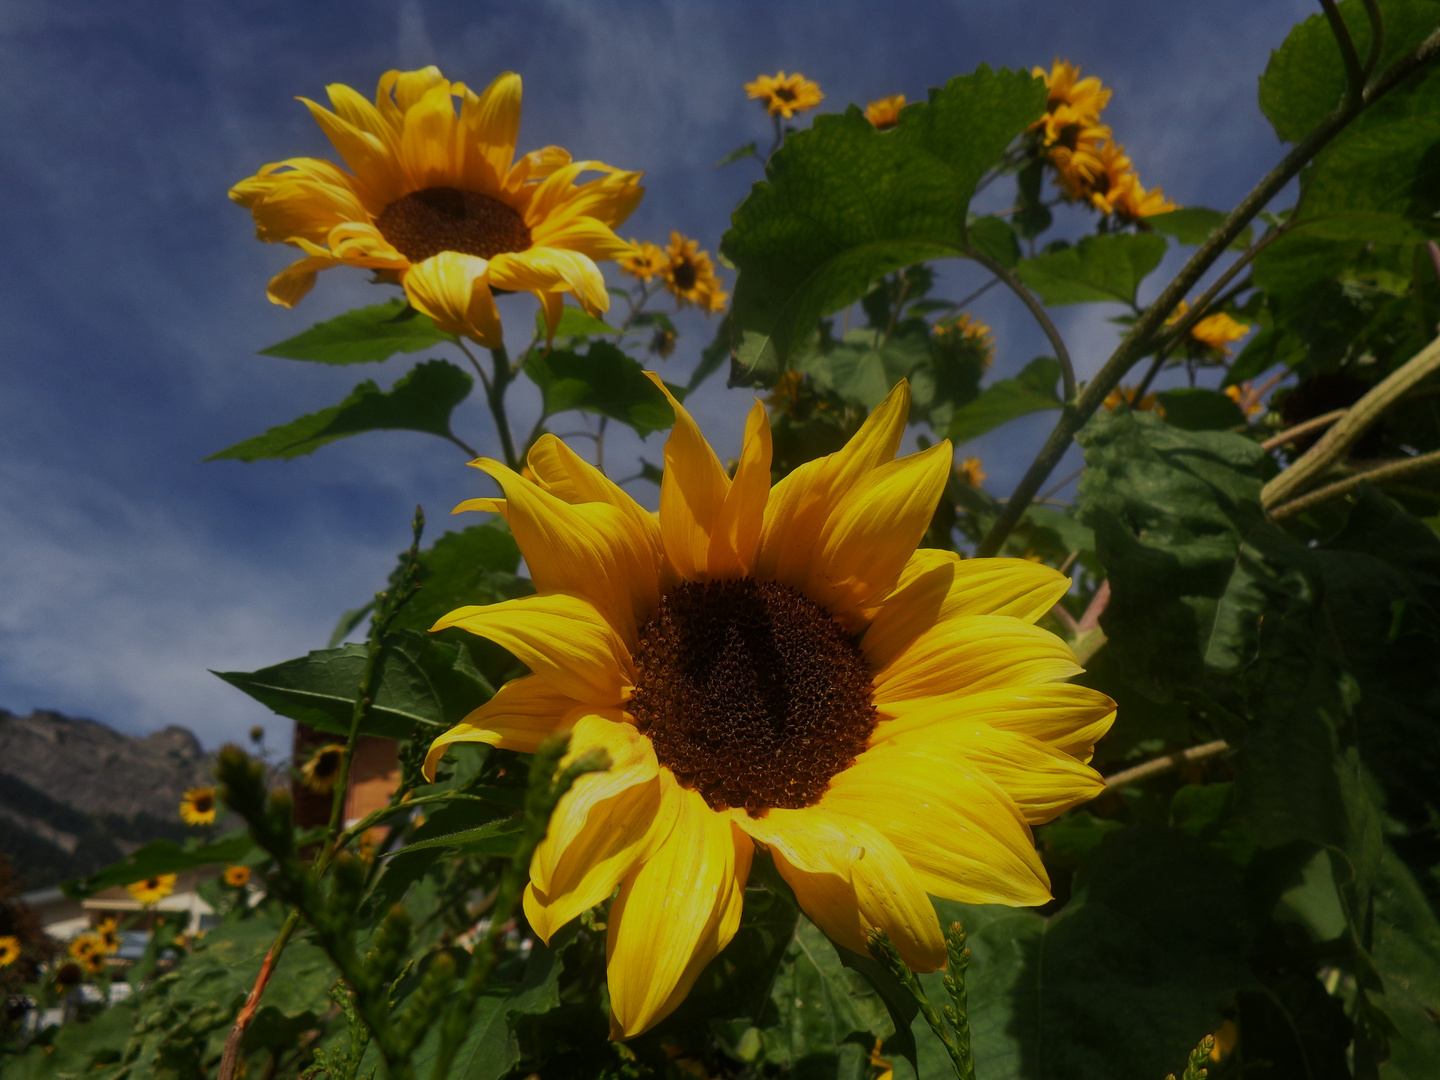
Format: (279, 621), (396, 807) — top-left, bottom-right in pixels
(1271, 448), (1440, 519)
(486, 344), (520, 471)
(966, 247), (1076, 401)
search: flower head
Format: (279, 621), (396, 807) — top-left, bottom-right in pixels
(1054, 138), (1175, 222)
(865, 95), (906, 130)
(662, 232), (728, 314)
(1034, 59), (1112, 127)
(1103, 385), (1163, 415)
(223, 864), (252, 888)
(426, 379), (1114, 1038)
(68, 932), (105, 961)
(0, 936), (20, 968)
(745, 72), (824, 119)
(1167, 301), (1250, 360)
(957, 457), (987, 487)
(934, 314), (995, 367)
(179, 786), (218, 827)
(96, 918), (121, 954)
(303, 744), (346, 793)
(619, 241), (667, 283)
(127, 874), (177, 906)
(231, 68), (644, 347)
(82, 952), (107, 975)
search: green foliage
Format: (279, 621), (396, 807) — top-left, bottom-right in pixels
(1146, 207), (1253, 250)
(525, 342), (680, 437)
(1015, 234), (1167, 307)
(208, 360), (473, 461)
(258, 299), (456, 365)
(65, 833), (252, 898)
(946, 357), (1061, 444)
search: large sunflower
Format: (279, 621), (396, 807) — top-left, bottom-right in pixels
(424, 380), (1114, 1038)
(230, 67), (643, 346)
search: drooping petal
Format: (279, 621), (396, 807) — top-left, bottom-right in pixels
(422, 674), (582, 780)
(822, 747), (1053, 907)
(808, 442), (952, 625)
(873, 615), (1081, 712)
(266, 254), (341, 307)
(737, 808), (945, 971)
(432, 592), (633, 703)
(231, 159), (374, 244)
(487, 247), (609, 316)
(870, 684), (1116, 762)
(606, 783), (752, 1038)
(707, 400), (772, 580)
(863, 555), (1072, 669)
(465, 458), (659, 646)
(754, 381), (909, 592)
(402, 252), (503, 347)
(529, 215), (642, 261)
(642, 373), (731, 581)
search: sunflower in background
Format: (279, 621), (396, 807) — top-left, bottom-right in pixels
(127, 874), (177, 907)
(68, 932), (104, 962)
(95, 918), (122, 955)
(223, 864), (252, 888)
(744, 72), (824, 119)
(231, 68), (643, 346)
(617, 241), (667, 284)
(179, 785), (218, 826)
(0, 936), (19, 968)
(1167, 300), (1251, 362)
(425, 379), (1114, 1037)
(303, 744), (346, 793)
(1103, 385), (1164, 415)
(865, 94), (906, 130)
(661, 232), (728, 314)
(957, 457), (987, 487)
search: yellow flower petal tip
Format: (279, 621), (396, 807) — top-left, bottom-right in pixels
(234, 66), (644, 347)
(426, 375), (1111, 1036)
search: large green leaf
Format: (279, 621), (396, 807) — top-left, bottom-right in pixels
(723, 67), (1046, 380)
(1015, 233), (1168, 306)
(913, 827), (1251, 1080)
(533, 305), (632, 339)
(796, 325), (933, 409)
(1371, 848), (1440, 1076)
(524, 341), (680, 437)
(64, 832), (252, 898)
(258, 298), (456, 364)
(214, 629), (492, 740)
(946, 357), (1062, 444)
(207, 359), (473, 461)
(391, 519), (527, 634)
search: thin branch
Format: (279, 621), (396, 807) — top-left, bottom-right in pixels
(948, 276), (1003, 314)
(1261, 408), (1348, 451)
(444, 433), (479, 459)
(1271, 448), (1440, 519)
(1104, 740), (1232, 790)
(1360, 0), (1386, 77)
(975, 27), (1440, 558)
(1038, 466), (1084, 503)
(454, 338), (492, 396)
(1320, 0), (1368, 101)
(965, 246), (1076, 401)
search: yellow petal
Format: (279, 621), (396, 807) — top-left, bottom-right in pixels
(823, 748), (1053, 906)
(452, 496), (506, 517)
(487, 248), (609, 315)
(402, 252), (503, 347)
(376, 66), (448, 126)
(460, 71), (521, 192)
(507, 145), (572, 186)
(707, 400), (772, 579)
(422, 673), (582, 780)
(432, 592), (633, 703)
(863, 555), (1072, 669)
(529, 215), (643, 261)
(738, 808), (945, 970)
(871, 684), (1116, 762)
(467, 459), (659, 645)
(754, 381), (910, 592)
(325, 81), (400, 159)
(809, 442), (952, 625)
(873, 615), (1081, 711)
(642, 373), (730, 581)
(606, 782), (752, 1038)
(299, 97), (402, 206)
(266, 254), (340, 307)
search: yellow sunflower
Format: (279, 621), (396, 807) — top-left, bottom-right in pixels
(302, 744), (346, 793)
(865, 95), (906, 130)
(744, 72), (824, 119)
(127, 874), (177, 906)
(661, 232), (728, 314)
(179, 785), (218, 827)
(1033, 59), (1112, 128)
(0, 936), (19, 968)
(230, 67), (643, 346)
(223, 864), (252, 888)
(1167, 301), (1250, 359)
(1103, 384), (1163, 415)
(96, 917), (121, 954)
(82, 952), (107, 976)
(68, 932), (104, 961)
(618, 240), (667, 284)
(957, 457), (987, 487)
(425, 379), (1115, 1038)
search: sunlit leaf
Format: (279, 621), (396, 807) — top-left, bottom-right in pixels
(525, 341), (681, 436)
(1015, 233), (1167, 306)
(259, 298), (455, 364)
(946, 357), (1062, 444)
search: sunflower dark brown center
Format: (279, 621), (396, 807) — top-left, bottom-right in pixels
(774, 86), (797, 102)
(192, 793), (214, 813)
(313, 750), (342, 778)
(376, 186), (532, 262)
(628, 578), (877, 814)
(671, 257), (698, 292)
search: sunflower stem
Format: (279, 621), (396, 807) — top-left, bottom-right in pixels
(867, 931), (974, 1080)
(486, 344), (521, 470)
(964, 246), (1075, 402)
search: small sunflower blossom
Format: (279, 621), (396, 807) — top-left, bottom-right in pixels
(82, 952), (108, 975)
(303, 744), (347, 793)
(957, 457), (987, 487)
(865, 95), (906, 130)
(1103, 385), (1163, 415)
(934, 313), (995, 366)
(767, 370), (807, 417)
(127, 874), (177, 907)
(179, 785), (218, 826)
(96, 918), (121, 954)
(1054, 138), (1175, 223)
(223, 864), (252, 888)
(230, 67), (644, 347)
(662, 232), (729, 314)
(745, 72), (824, 119)
(68, 932), (105, 962)
(425, 378), (1115, 1038)
(618, 240), (667, 284)
(1033, 59), (1112, 128)
(1167, 301), (1251, 360)
(0, 936), (19, 968)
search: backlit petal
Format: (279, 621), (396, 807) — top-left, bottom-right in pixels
(265, 255), (341, 307)
(461, 71), (522, 190)
(488, 248), (609, 315)
(402, 252), (503, 347)
(643, 373), (730, 581)
(422, 673), (582, 780)
(871, 684), (1116, 762)
(432, 592), (633, 703)
(707, 400), (772, 579)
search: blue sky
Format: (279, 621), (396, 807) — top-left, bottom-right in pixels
(0, 0), (1314, 747)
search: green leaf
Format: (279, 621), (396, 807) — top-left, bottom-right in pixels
(723, 67), (1046, 378)
(384, 814), (523, 856)
(967, 215), (1022, 269)
(214, 629), (491, 740)
(1015, 233), (1168, 306)
(258, 298), (456, 364)
(1368, 847), (1440, 1076)
(1145, 207), (1253, 250)
(945, 357), (1061, 444)
(716, 141), (759, 167)
(1154, 388), (1247, 430)
(913, 827), (1251, 1080)
(533, 305), (628, 339)
(64, 832), (252, 897)
(690, 313), (733, 391)
(797, 325), (933, 409)
(389, 519), (527, 635)
(525, 341), (680, 436)
(207, 359), (473, 461)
